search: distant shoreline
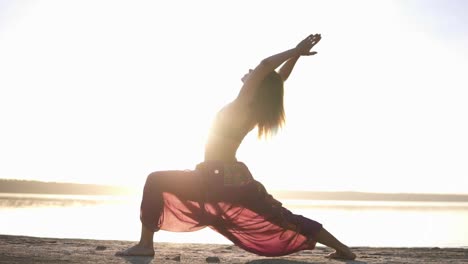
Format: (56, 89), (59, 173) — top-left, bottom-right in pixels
(2, 179), (468, 202)
(0, 179), (137, 196)
(273, 190), (468, 202)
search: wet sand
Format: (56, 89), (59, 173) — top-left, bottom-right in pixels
(1, 235), (467, 264)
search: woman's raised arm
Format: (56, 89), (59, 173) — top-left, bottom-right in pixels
(278, 34), (321, 82)
(238, 34), (321, 103)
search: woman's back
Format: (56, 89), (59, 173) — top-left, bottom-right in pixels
(204, 100), (255, 162)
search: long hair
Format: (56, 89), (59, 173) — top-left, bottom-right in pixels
(252, 71), (285, 139)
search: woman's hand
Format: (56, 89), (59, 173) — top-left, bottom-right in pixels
(296, 34), (321, 56)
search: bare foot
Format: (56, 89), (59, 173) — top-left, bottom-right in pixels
(326, 250), (356, 260)
(115, 243), (155, 257)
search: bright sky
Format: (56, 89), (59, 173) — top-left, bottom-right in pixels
(1, 0), (467, 194)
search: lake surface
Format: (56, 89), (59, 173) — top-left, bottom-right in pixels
(1, 193), (467, 248)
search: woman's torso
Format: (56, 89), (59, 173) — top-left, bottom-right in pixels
(204, 100), (256, 163)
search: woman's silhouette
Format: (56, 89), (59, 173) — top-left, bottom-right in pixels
(117, 34), (356, 260)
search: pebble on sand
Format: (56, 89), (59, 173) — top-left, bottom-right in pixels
(206, 256), (221, 263)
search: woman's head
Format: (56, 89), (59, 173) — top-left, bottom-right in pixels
(251, 71), (285, 139)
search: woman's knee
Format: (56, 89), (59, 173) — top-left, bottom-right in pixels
(146, 171), (166, 185)
(145, 170), (184, 188)
(142, 171), (168, 194)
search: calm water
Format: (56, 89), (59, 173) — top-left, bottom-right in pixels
(1, 193), (467, 248)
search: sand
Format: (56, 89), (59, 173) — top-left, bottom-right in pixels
(0, 235), (467, 264)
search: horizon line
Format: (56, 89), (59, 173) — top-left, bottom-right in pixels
(1, 178), (468, 198)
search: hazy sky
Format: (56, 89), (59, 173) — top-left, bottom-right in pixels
(1, 0), (467, 194)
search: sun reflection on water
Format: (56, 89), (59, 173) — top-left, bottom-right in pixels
(1, 193), (467, 248)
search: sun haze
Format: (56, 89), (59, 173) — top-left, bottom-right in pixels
(0, 0), (467, 194)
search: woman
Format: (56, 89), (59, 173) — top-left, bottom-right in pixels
(117, 34), (356, 260)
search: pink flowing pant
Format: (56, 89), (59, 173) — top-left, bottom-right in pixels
(140, 161), (323, 257)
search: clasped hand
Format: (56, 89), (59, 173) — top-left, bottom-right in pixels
(296, 34), (321, 56)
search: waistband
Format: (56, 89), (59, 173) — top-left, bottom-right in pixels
(195, 160), (253, 186)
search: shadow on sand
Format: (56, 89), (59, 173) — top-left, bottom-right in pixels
(118, 255), (369, 264)
(247, 259), (368, 264)
(121, 256), (154, 264)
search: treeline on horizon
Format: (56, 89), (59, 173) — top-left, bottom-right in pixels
(0, 179), (136, 195)
(1, 179), (468, 202)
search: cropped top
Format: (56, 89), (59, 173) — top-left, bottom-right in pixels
(204, 105), (254, 161)
(208, 103), (254, 142)
(210, 119), (247, 142)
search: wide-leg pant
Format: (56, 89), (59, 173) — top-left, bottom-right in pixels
(140, 161), (323, 257)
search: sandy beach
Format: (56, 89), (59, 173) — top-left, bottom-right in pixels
(0, 235), (467, 264)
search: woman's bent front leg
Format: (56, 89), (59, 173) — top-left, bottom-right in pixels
(116, 169), (202, 256)
(140, 170), (203, 231)
(115, 223), (155, 256)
